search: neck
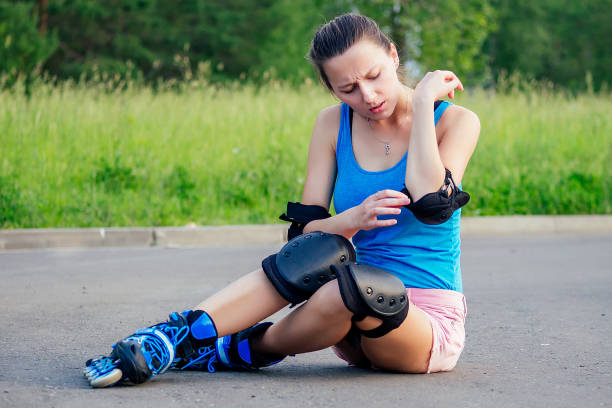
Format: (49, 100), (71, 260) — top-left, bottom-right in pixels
(370, 85), (413, 130)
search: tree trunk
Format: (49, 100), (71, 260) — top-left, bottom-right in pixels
(38, 0), (48, 35)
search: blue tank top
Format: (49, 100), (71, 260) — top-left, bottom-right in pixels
(333, 102), (462, 292)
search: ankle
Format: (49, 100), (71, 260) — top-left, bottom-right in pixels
(185, 309), (218, 343)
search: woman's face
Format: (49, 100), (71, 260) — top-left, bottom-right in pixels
(323, 40), (401, 120)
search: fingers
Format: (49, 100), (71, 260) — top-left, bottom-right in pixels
(373, 206), (403, 216)
(364, 216), (398, 229)
(440, 70), (463, 98)
(364, 203), (406, 229)
(359, 189), (410, 230)
(370, 189), (410, 202)
(377, 197), (411, 208)
(376, 218), (398, 227)
(440, 70), (463, 86)
(419, 70), (464, 101)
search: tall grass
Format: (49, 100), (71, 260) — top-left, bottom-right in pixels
(1, 78), (610, 228)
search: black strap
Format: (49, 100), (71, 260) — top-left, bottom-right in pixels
(279, 202), (331, 223)
(279, 202), (331, 240)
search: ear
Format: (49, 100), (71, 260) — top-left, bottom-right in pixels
(389, 44), (400, 69)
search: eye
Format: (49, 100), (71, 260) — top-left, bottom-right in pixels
(344, 88), (355, 94)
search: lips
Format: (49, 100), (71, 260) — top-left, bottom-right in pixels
(369, 101), (385, 113)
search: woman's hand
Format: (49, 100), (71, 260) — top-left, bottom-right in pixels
(413, 70), (464, 104)
(349, 189), (411, 231)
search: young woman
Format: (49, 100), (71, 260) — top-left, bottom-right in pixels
(84, 13), (480, 388)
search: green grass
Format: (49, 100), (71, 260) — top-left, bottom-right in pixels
(1, 80), (610, 228)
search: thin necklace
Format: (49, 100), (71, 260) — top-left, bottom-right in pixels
(366, 118), (394, 156)
(367, 115), (407, 157)
(366, 90), (412, 157)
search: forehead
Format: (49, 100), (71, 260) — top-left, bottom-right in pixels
(323, 40), (391, 87)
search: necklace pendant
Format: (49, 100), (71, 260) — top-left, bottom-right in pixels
(385, 144), (391, 156)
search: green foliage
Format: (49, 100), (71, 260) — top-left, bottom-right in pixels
(165, 165), (197, 201)
(93, 155), (137, 193)
(40, 0), (343, 84)
(1, 1), (608, 90)
(1, 79), (610, 228)
(487, 0), (612, 91)
(350, 0), (497, 84)
(416, 0), (497, 84)
(0, 173), (26, 227)
(0, 1), (57, 84)
(253, 0), (353, 85)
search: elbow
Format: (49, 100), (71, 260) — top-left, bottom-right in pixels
(402, 169), (470, 225)
(404, 165), (446, 202)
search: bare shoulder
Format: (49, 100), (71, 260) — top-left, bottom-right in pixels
(311, 104), (342, 152)
(437, 103), (481, 141)
(301, 104), (341, 207)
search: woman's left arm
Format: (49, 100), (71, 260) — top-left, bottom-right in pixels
(435, 104), (480, 186)
(405, 71), (480, 201)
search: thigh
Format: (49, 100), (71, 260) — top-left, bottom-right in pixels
(358, 301), (434, 373)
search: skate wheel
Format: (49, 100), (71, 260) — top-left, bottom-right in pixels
(88, 367), (123, 388)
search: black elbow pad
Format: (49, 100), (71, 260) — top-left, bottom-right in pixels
(401, 169), (470, 225)
(279, 202), (331, 240)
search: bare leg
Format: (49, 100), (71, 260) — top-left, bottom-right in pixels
(194, 268), (288, 337)
(192, 263), (431, 372)
(359, 302), (433, 373)
(252, 280), (355, 355)
(85, 267), (290, 387)
(251, 279), (434, 373)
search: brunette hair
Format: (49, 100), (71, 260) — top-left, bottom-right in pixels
(308, 13), (395, 91)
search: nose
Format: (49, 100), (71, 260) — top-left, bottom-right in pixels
(359, 83), (376, 104)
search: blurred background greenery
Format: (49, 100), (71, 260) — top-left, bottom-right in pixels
(0, 0), (610, 228)
(1, 0), (610, 90)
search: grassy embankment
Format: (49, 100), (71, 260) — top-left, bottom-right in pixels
(1, 80), (610, 228)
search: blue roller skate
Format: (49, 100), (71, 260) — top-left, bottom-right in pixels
(84, 310), (218, 388)
(212, 322), (285, 371)
(84, 312), (284, 388)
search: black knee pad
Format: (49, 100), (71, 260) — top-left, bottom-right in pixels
(262, 231), (356, 305)
(333, 263), (409, 338)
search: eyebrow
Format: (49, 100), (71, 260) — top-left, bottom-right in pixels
(338, 66), (380, 89)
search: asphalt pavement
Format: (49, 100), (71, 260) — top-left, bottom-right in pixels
(1, 233), (611, 407)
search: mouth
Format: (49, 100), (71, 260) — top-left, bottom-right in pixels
(369, 101), (385, 113)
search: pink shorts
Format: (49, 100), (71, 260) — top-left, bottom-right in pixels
(333, 287), (467, 373)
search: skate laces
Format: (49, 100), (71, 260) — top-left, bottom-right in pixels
(177, 345), (218, 372)
(87, 356), (117, 375)
(85, 356), (118, 377)
(132, 316), (218, 373)
(125, 319), (189, 375)
(154, 319), (189, 346)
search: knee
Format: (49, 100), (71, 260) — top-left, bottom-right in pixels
(308, 280), (352, 320)
(261, 232), (355, 305)
(333, 263), (408, 338)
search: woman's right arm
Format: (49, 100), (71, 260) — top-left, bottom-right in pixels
(297, 105), (353, 238)
(300, 107), (410, 240)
